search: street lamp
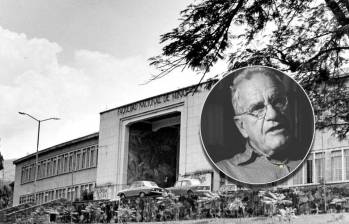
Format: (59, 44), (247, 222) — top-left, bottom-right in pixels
(19, 112), (60, 203)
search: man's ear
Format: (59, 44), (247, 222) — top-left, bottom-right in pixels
(234, 116), (248, 138)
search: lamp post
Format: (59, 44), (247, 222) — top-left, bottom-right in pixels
(19, 112), (59, 203)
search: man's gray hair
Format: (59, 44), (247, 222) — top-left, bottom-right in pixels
(230, 67), (284, 114)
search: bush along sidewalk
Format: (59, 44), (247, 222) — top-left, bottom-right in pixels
(12, 185), (349, 223)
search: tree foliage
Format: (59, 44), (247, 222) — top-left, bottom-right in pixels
(150, 0), (349, 139)
(0, 184), (12, 209)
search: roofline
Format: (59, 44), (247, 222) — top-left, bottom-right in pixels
(100, 79), (219, 115)
(13, 132), (99, 165)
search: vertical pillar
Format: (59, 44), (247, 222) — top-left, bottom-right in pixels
(341, 149), (345, 181)
(325, 151), (332, 182)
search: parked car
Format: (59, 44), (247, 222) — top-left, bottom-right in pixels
(196, 191), (220, 200)
(117, 181), (164, 198)
(166, 178), (210, 196)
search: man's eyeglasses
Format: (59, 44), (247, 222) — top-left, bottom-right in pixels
(234, 95), (288, 119)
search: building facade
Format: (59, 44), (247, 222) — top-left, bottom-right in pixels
(13, 79), (349, 205)
(281, 130), (349, 187)
(95, 81), (220, 200)
(13, 133), (98, 206)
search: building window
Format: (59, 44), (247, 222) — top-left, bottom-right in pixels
(95, 147), (98, 166)
(44, 192), (48, 203)
(28, 166), (31, 181)
(25, 167), (28, 182)
(26, 167), (29, 182)
(21, 168), (23, 183)
(306, 157), (313, 183)
(64, 154), (68, 173)
(345, 149), (349, 180)
(27, 166), (31, 182)
(331, 150), (342, 181)
(60, 155), (64, 173)
(38, 162), (42, 179)
(61, 189), (65, 198)
(315, 152), (325, 183)
(70, 187), (74, 201)
(76, 152), (81, 170)
(75, 186), (79, 200)
(23, 167), (26, 183)
(39, 162), (43, 179)
(39, 193), (42, 203)
(90, 148), (95, 167)
(69, 153), (73, 172)
(48, 190), (53, 201)
(68, 188), (71, 200)
(50, 159), (54, 176)
(23, 167), (27, 182)
(37, 163), (41, 179)
(48, 160), (51, 177)
(29, 166), (32, 181)
(32, 164), (36, 181)
(67, 188), (71, 201)
(293, 165), (303, 185)
(81, 185), (85, 193)
(29, 165), (32, 181)
(36, 193), (39, 204)
(20, 144), (97, 187)
(20, 196), (24, 204)
(57, 156), (62, 174)
(21, 167), (25, 184)
(82, 150), (86, 169)
(88, 183), (94, 192)
(35, 194), (39, 203)
(47, 159), (51, 177)
(42, 160), (47, 178)
(53, 158), (57, 176)
(87, 148), (91, 168)
(29, 194), (34, 203)
(73, 152), (76, 171)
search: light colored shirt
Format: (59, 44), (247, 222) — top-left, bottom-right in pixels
(217, 142), (301, 184)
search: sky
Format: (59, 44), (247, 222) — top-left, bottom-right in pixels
(0, 0), (227, 159)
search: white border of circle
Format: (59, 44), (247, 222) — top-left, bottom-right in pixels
(199, 65), (316, 185)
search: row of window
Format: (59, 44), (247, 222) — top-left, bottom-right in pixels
(291, 148), (349, 186)
(21, 145), (98, 184)
(19, 183), (95, 205)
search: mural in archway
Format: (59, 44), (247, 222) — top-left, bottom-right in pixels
(127, 123), (179, 188)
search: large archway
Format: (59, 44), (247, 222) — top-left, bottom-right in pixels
(127, 112), (180, 188)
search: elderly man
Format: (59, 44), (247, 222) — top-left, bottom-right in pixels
(217, 67), (302, 184)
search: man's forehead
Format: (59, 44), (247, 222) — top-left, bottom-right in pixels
(236, 74), (284, 102)
(240, 72), (281, 86)
(237, 73), (282, 90)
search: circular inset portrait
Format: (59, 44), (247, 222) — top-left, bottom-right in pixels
(200, 66), (315, 185)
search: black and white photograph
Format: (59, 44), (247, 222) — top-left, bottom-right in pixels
(201, 66), (315, 184)
(0, 0), (349, 223)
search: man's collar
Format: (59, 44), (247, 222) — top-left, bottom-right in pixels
(236, 142), (288, 166)
(234, 143), (256, 166)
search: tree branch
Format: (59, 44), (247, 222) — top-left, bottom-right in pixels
(325, 0), (349, 26)
(306, 46), (349, 64)
(338, 0), (349, 13)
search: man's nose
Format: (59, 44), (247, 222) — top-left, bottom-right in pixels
(264, 104), (279, 120)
